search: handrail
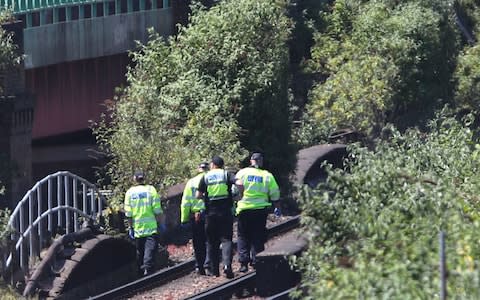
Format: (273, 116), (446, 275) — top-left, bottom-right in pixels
(5, 171), (103, 275)
(5, 206), (95, 268)
(8, 171), (95, 227)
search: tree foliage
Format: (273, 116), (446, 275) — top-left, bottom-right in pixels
(0, 11), (18, 84)
(296, 0), (459, 144)
(94, 0), (293, 209)
(295, 109), (480, 298)
(453, 0), (480, 112)
(455, 44), (480, 110)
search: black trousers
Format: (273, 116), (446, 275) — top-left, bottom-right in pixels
(237, 208), (268, 265)
(190, 217), (210, 269)
(135, 235), (158, 273)
(205, 213), (233, 275)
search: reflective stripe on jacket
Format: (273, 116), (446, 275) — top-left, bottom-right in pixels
(180, 173), (205, 223)
(124, 185), (162, 238)
(235, 167), (280, 214)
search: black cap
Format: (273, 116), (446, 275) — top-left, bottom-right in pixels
(134, 170), (145, 180)
(250, 152), (263, 161)
(198, 162), (209, 169)
(211, 155), (224, 168)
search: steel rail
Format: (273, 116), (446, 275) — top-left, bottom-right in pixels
(184, 272), (256, 300)
(88, 260), (197, 300)
(88, 215), (300, 300)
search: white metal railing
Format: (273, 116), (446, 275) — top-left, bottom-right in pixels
(5, 171), (103, 273)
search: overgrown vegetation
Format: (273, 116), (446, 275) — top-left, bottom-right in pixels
(454, 0), (480, 112)
(295, 111), (480, 298)
(94, 0), (294, 209)
(293, 0), (480, 298)
(295, 0), (459, 145)
(0, 11), (17, 75)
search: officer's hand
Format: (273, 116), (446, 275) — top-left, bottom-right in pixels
(274, 207), (282, 217)
(158, 223), (167, 234)
(194, 211), (205, 223)
(128, 227), (135, 240)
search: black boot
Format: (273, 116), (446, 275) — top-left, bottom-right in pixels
(224, 265), (234, 279)
(239, 263), (248, 273)
(211, 263), (220, 277)
(195, 267), (206, 275)
(205, 267), (214, 276)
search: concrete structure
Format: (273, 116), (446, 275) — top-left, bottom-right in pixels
(23, 8), (173, 69)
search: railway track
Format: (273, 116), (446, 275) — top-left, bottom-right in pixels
(89, 215), (300, 300)
(185, 271), (256, 300)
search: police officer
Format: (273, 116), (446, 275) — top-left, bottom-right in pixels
(180, 162), (210, 275)
(196, 156), (235, 278)
(235, 153), (281, 272)
(124, 171), (165, 276)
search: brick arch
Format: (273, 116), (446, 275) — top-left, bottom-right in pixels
(55, 235), (137, 299)
(24, 231), (137, 299)
(293, 144), (347, 188)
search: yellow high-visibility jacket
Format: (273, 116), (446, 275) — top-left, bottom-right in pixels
(180, 173), (206, 223)
(235, 167), (280, 214)
(124, 184), (162, 238)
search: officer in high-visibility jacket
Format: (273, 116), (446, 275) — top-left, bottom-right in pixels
(196, 156), (235, 278)
(180, 162), (210, 275)
(235, 152), (281, 273)
(124, 171), (165, 276)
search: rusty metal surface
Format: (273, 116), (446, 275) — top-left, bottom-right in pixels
(27, 53), (129, 139)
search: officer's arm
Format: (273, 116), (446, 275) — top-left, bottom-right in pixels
(124, 190), (133, 228)
(196, 176), (206, 199)
(234, 169), (244, 198)
(150, 186), (164, 222)
(235, 171), (245, 199)
(268, 173), (280, 202)
(180, 181), (191, 223)
(235, 179), (244, 199)
(268, 174), (281, 216)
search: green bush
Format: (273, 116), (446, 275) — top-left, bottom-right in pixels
(454, 44), (480, 111)
(297, 0), (459, 144)
(94, 0), (293, 209)
(295, 109), (480, 298)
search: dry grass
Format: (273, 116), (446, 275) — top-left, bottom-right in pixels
(0, 281), (22, 300)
